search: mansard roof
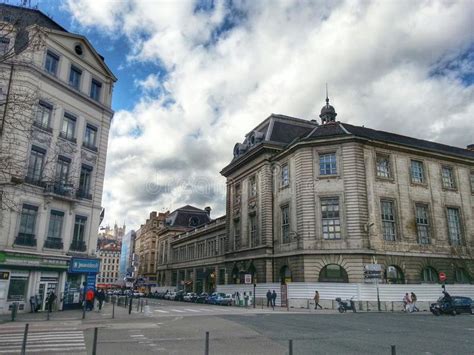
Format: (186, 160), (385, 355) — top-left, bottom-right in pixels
(166, 205), (211, 228)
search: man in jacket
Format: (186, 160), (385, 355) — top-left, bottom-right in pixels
(266, 290), (272, 308)
(271, 290), (277, 309)
(314, 291), (322, 310)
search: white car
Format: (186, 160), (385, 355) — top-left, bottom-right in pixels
(183, 293), (196, 302)
(165, 292), (176, 300)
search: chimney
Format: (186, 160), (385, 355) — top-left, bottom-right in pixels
(467, 144), (474, 151)
(204, 206), (211, 217)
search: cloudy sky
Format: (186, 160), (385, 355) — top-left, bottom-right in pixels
(37, 0), (474, 230)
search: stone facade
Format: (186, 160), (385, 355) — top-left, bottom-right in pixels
(96, 243), (121, 287)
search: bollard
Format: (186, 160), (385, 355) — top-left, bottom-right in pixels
(92, 327), (98, 355)
(137, 298), (140, 312)
(128, 297), (133, 315)
(125, 296), (128, 308)
(82, 302), (86, 319)
(204, 331), (209, 355)
(391, 345), (396, 355)
(141, 299), (144, 313)
(289, 339), (293, 355)
(112, 300), (115, 319)
(47, 308), (50, 321)
(11, 302), (17, 321)
(20, 323), (28, 355)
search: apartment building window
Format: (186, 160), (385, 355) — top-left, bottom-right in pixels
(415, 204), (430, 244)
(249, 176), (257, 197)
(0, 37), (10, 54)
(61, 113), (76, 141)
(319, 153), (337, 175)
(381, 200), (396, 241)
(421, 267), (438, 283)
(78, 165), (92, 199)
(90, 79), (102, 101)
(69, 65), (82, 90)
(71, 215), (87, 251)
(45, 50), (59, 75)
(321, 197), (341, 240)
(35, 101), (52, 130)
(446, 208), (462, 245)
(234, 183), (241, 205)
(249, 215), (258, 247)
(234, 221), (241, 250)
(410, 160), (425, 184)
(281, 205), (290, 243)
(188, 245), (195, 259)
(26, 146), (45, 184)
(84, 124), (98, 150)
(441, 166), (456, 189)
(45, 210), (64, 249)
(376, 154), (391, 178)
(281, 163), (289, 187)
(55, 156), (71, 185)
(16, 204), (38, 246)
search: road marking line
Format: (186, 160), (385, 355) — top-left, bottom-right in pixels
(184, 309), (201, 312)
(130, 334), (145, 337)
(171, 309), (185, 313)
(154, 309), (169, 313)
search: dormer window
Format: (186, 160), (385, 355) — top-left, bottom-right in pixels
(189, 217), (199, 227)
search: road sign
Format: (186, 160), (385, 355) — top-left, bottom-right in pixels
(244, 274), (252, 284)
(439, 272), (447, 282)
(364, 264), (382, 272)
(364, 264), (382, 280)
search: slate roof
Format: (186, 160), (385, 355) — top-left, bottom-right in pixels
(0, 4), (67, 32)
(270, 121), (314, 144)
(166, 205), (211, 228)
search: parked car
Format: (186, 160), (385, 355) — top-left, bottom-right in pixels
(164, 292), (176, 300)
(215, 293), (233, 306)
(133, 291), (144, 297)
(195, 293), (209, 303)
(430, 295), (473, 316)
(174, 290), (185, 301)
(183, 293), (197, 302)
(205, 293), (219, 305)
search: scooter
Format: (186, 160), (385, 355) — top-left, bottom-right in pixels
(336, 296), (357, 313)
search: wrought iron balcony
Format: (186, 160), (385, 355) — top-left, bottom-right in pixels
(44, 238), (63, 249)
(32, 120), (53, 133)
(24, 176), (46, 187)
(76, 189), (92, 200)
(70, 239), (87, 252)
(15, 233), (37, 247)
(81, 142), (98, 152)
(59, 132), (77, 144)
(44, 182), (76, 200)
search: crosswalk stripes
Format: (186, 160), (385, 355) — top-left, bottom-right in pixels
(0, 329), (86, 354)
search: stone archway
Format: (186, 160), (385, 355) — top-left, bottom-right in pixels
(279, 265), (292, 284)
(318, 264), (348, 283)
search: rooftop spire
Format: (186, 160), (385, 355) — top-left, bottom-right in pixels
(326, 83), (329, 106)
(319, 84), (337, 124)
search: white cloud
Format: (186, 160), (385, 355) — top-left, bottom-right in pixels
(66, 0), (474, 230)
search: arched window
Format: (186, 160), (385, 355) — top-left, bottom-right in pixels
(385, 265), (405, 284)
(421, 267), (438, 283)
(280, 266), (292, 284)
(319, 264), (348, 283)
(454, 268), (471, 284)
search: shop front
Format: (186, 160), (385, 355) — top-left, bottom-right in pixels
(64, 257), (100, 310)
(0, 251), (69, 314)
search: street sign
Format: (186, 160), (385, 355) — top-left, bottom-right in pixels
(364, 264), (382, 280)
(439, 272), (447, 282)
(364, 264), (382, 272)
(244, 274), (252, 284)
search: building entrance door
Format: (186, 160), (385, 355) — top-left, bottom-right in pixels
(38, 280), (58, 311)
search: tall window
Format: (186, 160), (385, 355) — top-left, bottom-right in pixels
(234, 221), (241, 249)
(376, 154), (391, 178)
(35, 101), (52, 129)
(321, 197), (341, 239)
(72, 215), (87, 244)
(381, 200), (396, 241)
(319, 153), (337, 175)
(421, 267), (438, 283)
(249, 176), (257, 197)
(78, 165), (92, 199)
(26, 146), (45, 184)
(0, 37), (10, 54)
(281, 205), (290, 243)
(44, 50), (59, 75)
(18, 204), (37, 237)
(234, 183), (241, 205)
(90, 79), (102, 101)
(61, 113), (76, 141)
(441, 166), (456, 189)
(415, 204), (430, 244)
(281, 164), (289, 187)
(249, 215), (258, 247)
(46, 210), (64, 245)
(447, 208), (462, 245)
(69, 65), (82, 90)
(84, 124), (97, 149)
(410, 160), (424, 184)
(55, 156), (70, 185)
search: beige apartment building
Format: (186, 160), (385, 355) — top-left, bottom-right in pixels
(163, 97), (473, 287)
(0, 4), (116, 312)
(96, 242), (121, 288)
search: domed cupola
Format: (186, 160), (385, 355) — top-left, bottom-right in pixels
(319, 88), (337, 124)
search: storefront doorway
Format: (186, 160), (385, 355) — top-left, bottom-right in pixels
(38, 277), (58, 311)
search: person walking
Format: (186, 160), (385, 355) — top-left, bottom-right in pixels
(96, 289), (106, 311)
(29, 295), (37, 313)
(403, 293), (412, 312)
(314, 291), (322, 310)
(411, 292), (419, 312)
(271, 290), (277, 310)
(85, 288), (95, 311)
(266, 290), (272, 308)
(46, 291), (57, 313)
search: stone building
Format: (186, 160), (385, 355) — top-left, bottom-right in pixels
(164, 97), (473, 287)
(96, 242), (121, 288)
(0, 4), (116, 313)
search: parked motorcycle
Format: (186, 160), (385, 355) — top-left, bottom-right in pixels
(336, 297), (357, 313)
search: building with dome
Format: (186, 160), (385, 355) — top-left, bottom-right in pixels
(164, 95), (474, 288)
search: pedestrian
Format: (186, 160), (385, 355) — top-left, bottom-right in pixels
(46, 291), (57, 313)
(266, 290), (272, 308)
(235, 291), (240, 306)
(314, 291), (322, 310)
(411, 292), (419, 312)
(403, 293), (412, 313)
(85, 288), (95, 311)
(271, 290), (277, 309)
(96, 289), (106, 311)
(29, 295), (37, 313)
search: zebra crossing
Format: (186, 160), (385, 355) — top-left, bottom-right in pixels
(0, 328), (86, 354)
(151, 305), (264, 316)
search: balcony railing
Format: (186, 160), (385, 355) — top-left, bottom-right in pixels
(76, 189), (92, 200)
(82, 142), (98, 152)
(15, 233), (37, 247)
(44, 182), (76, 199)
(59, 132), (77, 144)
(44, 238), (63, 249)
(33, 120), (53, 133)
(24, 176), (46, 187)
(70, 239), (87, 252)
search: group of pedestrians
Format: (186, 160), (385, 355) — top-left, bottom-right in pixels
(83, 288), (106, 311)
(403, 292), (419, 313)
(266, 290), (277, 309)
(29, 291), (57, 313)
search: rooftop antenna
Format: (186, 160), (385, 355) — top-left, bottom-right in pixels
(325, 83), (329, 106)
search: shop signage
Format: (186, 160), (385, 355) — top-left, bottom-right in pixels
(0, 251), (68, 269)
(69, 258), (100, 273)
(0, 271), (10, 280)
(86, 274), (96, 291)
(244, 274), (252, 284)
